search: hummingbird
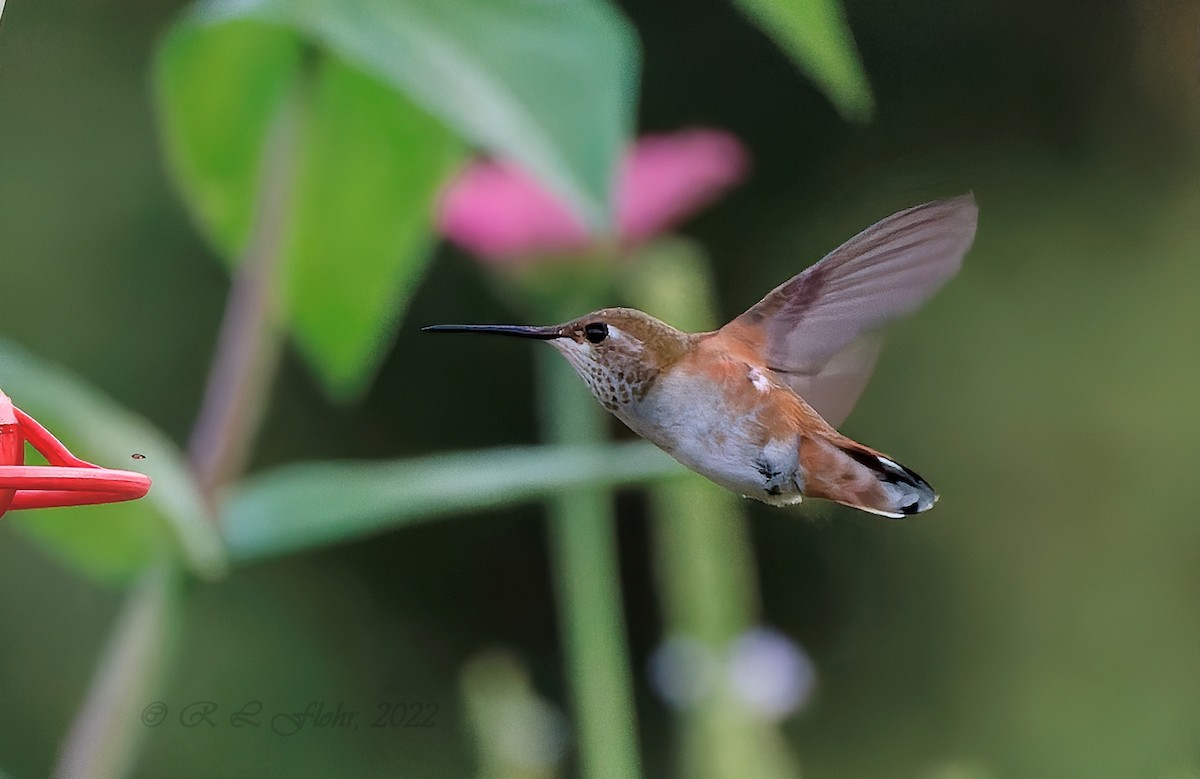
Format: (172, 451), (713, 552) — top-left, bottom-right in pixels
(425, 195), (977, 517)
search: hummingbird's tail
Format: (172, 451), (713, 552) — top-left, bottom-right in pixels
(805, 439), (938, 517)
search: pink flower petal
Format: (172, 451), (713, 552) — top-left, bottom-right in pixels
(436, 161), (591, 262)
(617, 129), (749, 243)
(437, 128), (749, 262)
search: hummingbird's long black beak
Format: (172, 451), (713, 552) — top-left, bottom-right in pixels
(421, 324), (565, 340)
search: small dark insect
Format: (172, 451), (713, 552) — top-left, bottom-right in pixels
(131, 453), (146, 460)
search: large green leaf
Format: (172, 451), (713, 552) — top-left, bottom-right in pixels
(156, 0), (639, 397)
(282, 57), (461, 395)
(223, 442), (686, 562)
(156, 21), (303, 257)
(158, 21), (462, 399)
(0, 341), (227, 583)
(196, 0), (639, 228)
(733, 0), (873, 122)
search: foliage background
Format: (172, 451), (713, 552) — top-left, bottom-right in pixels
(1, 0), (1198, 777)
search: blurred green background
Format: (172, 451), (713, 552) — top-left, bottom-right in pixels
(1, 0), (1198, 777)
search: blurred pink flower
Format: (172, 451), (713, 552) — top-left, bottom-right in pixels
(437, 129), (749, 262)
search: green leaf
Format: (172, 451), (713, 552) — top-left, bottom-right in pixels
(223, 442), (685, 562)
(197, 0), (640, 228)
(733, 0), (873, 122)
(156, 0), (639, 397)
(0, 341), (227, 583)
(282, 57), (462, 397)
(156, 20), (304, 259)
(157, 21), (463, 399)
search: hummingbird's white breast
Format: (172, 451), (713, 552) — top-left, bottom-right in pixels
(620, 358), (806, 505)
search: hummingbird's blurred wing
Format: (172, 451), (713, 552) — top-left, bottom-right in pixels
(724, 194), (977, 426)
(777, 333), (884, 427)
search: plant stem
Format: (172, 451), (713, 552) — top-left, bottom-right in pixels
(622, 239), (799, 779)
(187, 97), (298, 502)
(53, 95), (300, 779)
(537, 347), (642, 779)
(52, 562), (180, 779)
(651, 479), (804, 779)
(649, 479), (758, 645)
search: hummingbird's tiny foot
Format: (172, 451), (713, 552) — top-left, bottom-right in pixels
(754, 438), (802, 501)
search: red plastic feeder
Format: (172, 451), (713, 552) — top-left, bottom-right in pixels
(0, 390), (151, 520)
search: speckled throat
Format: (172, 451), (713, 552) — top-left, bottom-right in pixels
(556, 344), (660, 413)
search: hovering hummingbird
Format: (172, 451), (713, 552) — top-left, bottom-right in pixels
(426, 195), (977, 517)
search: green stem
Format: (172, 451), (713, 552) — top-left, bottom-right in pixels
(623, 238), (800, 779)
(649, 479), (758, 644)
(652, 480), (799, 779)
(537, 347), (642, 779)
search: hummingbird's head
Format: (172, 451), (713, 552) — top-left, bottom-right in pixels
(546, 308), (694, 412)
(423, 307), (693, 413)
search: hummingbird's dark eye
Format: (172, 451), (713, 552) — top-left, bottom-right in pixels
(583, 322), (609, 344)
